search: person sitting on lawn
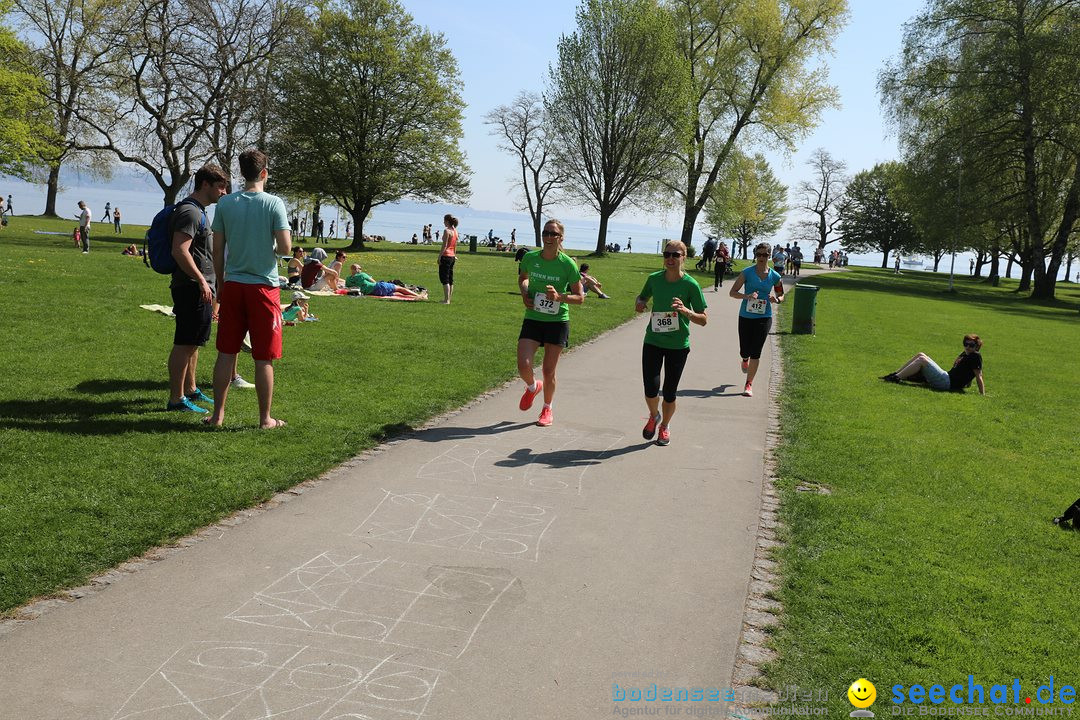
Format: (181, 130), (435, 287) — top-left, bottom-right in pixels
(579, 263), (610, 299)
(287, 247), (306, 285)
(122, 243), (143, 256)
(302, 250), (345, 291)
(282, 290), (316, 322)
(881, 334), (985, 395)
(344, 263), (424, 298)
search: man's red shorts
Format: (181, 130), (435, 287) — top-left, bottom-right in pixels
(216, 281), (282, 361)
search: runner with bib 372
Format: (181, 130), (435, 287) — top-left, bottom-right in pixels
(635, 240), (708, 446)
(516, 219), (584, 427)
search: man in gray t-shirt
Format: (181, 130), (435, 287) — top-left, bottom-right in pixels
(166, 164), (229, 414)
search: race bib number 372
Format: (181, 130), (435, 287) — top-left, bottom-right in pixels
(534, 293), (561, 315)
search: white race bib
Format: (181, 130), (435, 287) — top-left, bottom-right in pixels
(746, 297), (768, 315)
(533, 293), (561, 315)
(650, 311), (679, 333)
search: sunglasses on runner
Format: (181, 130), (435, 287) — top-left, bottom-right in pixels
(963, 341), (978, 348)
(662, 251), (683, 258)
(755, 253), (769, 258)
(541, 230), (562, 237)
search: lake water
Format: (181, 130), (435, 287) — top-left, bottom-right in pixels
(2, 174), (1074, 281)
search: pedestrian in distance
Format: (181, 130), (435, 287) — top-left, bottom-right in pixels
(714, 241), (731, 291)
(75, 200), (92, 253)
(5, 194), (12, 216)
(636, 240), (708, 446)
(771, 244), (787, 277)
(791, 242), (803, 277)
(328, 220), (335, 238)
(729, 242), (785, 397)
(317, 218), (325, 243)
(880, 335), (985, 395)
(205, 148), (292, 429)
(102, 201), (112, 223)
(516, 219), (584, 427)
(439, 213), (459, 304)
(165, 164), (230, 414)
(113, 207), (122, 234)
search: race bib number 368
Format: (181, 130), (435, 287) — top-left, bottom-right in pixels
(534, 293), (561, 315)
(651, 311), (679, 332)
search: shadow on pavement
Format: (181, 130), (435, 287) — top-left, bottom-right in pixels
(679, 384), (738, 398)
(495, 441), (653, 470)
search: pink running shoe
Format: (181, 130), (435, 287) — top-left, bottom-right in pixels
(642, 413), (661, 440)
(741, 358), (749, 373)
(743, 382), (753, 397)
(519, 380), (543, 411)
(537, 406), (553, 426)
(656, 426), (670, 446)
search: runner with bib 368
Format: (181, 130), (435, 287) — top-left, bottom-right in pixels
(635, 240), (707, 446)
(516, 219), (584, 427)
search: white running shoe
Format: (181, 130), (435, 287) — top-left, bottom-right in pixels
(230, 375), (255, 389)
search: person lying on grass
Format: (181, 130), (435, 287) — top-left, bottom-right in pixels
(881, 334), (985, 395)
(344, 263), (425, 299)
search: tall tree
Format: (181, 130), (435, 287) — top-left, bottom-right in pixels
(12, 0), (123, 215)
(485, 92), (563, 248)
(839, 162), (919, 268)
(881, 0), (1080, 299)
(269, 0), (469, 251)
(546, 0), (690, 255)
(792, 148), (847, 252)
(705, 151), (787, 258)
(667, 0), (847, 246)
(73, 0), (295, 205)
(0, 0), (58, 179)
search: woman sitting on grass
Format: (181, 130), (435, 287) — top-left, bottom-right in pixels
(881, 334), (985, 394)
(344, 263), (425, 299)
(282, 290), (316, 323)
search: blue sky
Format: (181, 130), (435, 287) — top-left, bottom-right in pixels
(401, 0), (925, 235)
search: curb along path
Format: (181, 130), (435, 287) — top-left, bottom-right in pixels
(0, 269), (821, 719)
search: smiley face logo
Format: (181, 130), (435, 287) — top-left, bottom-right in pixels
(848, 679), (877, 709)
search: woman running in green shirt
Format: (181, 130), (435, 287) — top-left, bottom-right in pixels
(516, 219), (584, 427)
(635, 240), (708, 446)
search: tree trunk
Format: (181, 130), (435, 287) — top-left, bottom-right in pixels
(1065, 252), (1074, 283)
(1005, 253), (1015, 278)
(344, 207), (367, 251)
(44, 164), (62, 216)
(1017, 263), (1033, 292)
(933, 257), (941, 272)
(679, 204), (696, 246)
(595, 212), (610, 255)
(1031, 162), (1080, 299)
(532, 213), (543, 247)
(988, 241), (1001, 279)
(881, 250), (890, 269)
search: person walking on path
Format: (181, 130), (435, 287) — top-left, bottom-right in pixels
(76, 201), (92, 253)
(771, 244), (787, 277)
(166, 164), (229, 414)
(101, 202), (111, 223)
(636, 240), (707, 445)
(729, 242), (785, 397)
(695, 236), (717, 272)
(5, 194), (11, 216)
(205, 148), (291, 429)
(439, 213), (459, 304)
(113, 207), (122, 234)
(791, 243), (803, 277)
(714, 241), (731, 291)
(516, 219), (583, 427)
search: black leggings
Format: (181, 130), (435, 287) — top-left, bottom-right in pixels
(642, 343), (690, 403)
(713, 260), (727, 288)
(738, 315), (772, 359)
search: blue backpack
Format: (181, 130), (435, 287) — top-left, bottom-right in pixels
(143, 198), (206, 274)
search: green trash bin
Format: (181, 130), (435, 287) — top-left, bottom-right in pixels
(468, 235), (478, 253)
(791, 284), (819, 335)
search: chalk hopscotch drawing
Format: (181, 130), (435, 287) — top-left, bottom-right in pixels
(228, 552), (520, 658)
(352, 490), (555, 561)
(111, 641), (440, 720)
(416, 428), (625, 495)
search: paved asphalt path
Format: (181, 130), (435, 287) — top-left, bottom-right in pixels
(0, 269), (812, 720)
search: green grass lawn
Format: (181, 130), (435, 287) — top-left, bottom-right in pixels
(770, 267), (1080, 709)
(0, 214), (684, 614)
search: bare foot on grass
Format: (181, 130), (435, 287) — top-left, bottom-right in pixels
(260, 418), (287, 429)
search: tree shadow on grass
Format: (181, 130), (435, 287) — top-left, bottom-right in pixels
(76, 378), (169, 394)
(494, 441), (653, 470)
(0, 396), (201, 435)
